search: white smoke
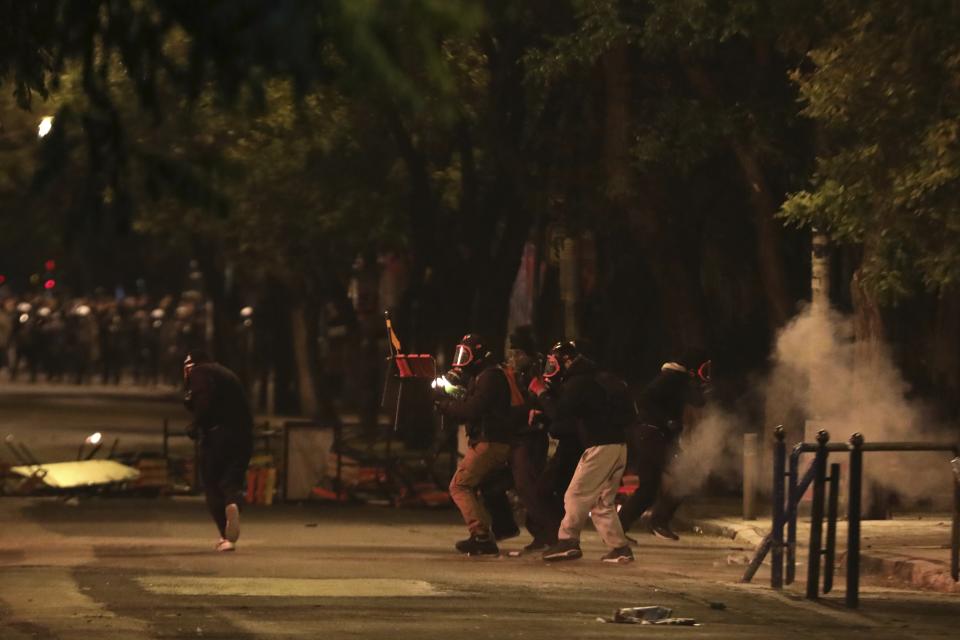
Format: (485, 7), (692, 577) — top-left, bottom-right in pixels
(767, 305), (955, 507)
(665, 407), (740, 498)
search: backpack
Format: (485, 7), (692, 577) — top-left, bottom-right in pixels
(595, 371), (638, 429)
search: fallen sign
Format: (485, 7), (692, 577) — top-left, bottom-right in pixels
(11, 460), (140, 489)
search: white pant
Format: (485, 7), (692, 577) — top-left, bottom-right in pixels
(558, 443), (628, 549)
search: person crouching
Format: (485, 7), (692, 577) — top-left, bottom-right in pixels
(434, 334), (513, 556)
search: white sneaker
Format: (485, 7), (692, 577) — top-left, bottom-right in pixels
(216, 538), (236, 552)
(224, 503), (240, 543)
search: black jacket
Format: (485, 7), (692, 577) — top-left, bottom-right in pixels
(184, 362), (254, 439)
(436, 361), (512, 444)
(539, 357), (629, 449)
(635, 366), (705, 435)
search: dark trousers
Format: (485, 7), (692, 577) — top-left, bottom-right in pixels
(483, 471), (517, 539)
(534, 437), (583, 542)
(619, 423), (681, 531)
(510, 430), (553, 542)
(200, 427), (253, 537)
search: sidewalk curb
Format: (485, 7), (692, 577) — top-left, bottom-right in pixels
(681, 516), (960, 594)
(679, 517), (767, 548)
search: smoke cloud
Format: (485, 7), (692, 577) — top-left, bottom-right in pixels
(766, 305), (955, 507)
(665, 407), (740, 498)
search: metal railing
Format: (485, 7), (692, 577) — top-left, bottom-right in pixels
(743, 426), (960, 609)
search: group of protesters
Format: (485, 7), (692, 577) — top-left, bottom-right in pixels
(433, 328), (712, 563)
(177, 326), (711, 559)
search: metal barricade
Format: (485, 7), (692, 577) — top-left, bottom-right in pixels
(743, 429), (959, 609)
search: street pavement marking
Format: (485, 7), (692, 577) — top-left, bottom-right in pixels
(137, 576), (449, 597)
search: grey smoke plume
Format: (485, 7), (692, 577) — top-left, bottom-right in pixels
(665, 407), (740, 498)
(767, 305), (955, 506)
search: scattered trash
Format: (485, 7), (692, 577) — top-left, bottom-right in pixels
(693, 526), (704, 534)
(726, 553), (751, 565)
(615, 606), (673, 623)
(599, 605), (700, 626)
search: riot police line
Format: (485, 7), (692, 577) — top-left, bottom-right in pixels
(0, 292), (259, 388)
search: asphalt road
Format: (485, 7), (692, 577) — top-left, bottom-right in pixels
(1, 384), (959, 639)
(0, 383), (191, 463)
(2, 498), (960, 640)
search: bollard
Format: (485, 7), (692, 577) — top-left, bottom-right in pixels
(786, 450), (799, 584)
(846, 433), (864, 608)
(744, 432), (759, 520)
(806, 429), (829, 600)
(162, 418), (169, 460)
(771, 427), (786, 589)
(823, 462), (840, 594)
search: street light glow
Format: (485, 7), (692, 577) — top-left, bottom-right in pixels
(38, 116), (54, 138)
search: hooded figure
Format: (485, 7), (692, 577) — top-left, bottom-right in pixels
(618, 347), (711, 541)
(184, 350), (254, 552)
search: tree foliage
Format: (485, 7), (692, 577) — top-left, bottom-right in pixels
(781, 0), (960, 302)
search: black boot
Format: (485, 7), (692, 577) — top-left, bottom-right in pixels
(455, 534), (499, 556)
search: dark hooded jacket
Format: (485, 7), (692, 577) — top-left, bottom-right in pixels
(435, 360), (512, 444)
(635, 365), (706, 435)
(184, 362), (255, 439)
(539, 357), (631, 449)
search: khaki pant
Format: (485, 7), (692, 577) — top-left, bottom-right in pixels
(558, 443), (628, 549)
(449, 441), (512, 536)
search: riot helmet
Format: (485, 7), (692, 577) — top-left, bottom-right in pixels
(543, 340), (579, 381)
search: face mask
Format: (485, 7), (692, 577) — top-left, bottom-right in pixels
(695, 360), (712, 383)
(452, 344), (474, 367)
(542, 354), (561, 379)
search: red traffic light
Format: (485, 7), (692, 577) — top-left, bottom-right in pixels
(45, 259), (56, 271)
(0, 274), (6, 285)
(44, 279), (56, 290)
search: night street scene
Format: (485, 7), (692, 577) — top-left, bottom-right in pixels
(1, 1), (960, 639)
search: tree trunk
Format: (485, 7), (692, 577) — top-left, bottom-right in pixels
(468, 30), (534, 347)
(385, 107), (437, 293)
(933, 291), (960, 420)
(683, 63), (793, 329)
(290, 304), (318, 418)
(602, 43), (706, 348)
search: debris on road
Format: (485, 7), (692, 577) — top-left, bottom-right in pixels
(10, 459), (140, 489)
(597, 605), (700, 626)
